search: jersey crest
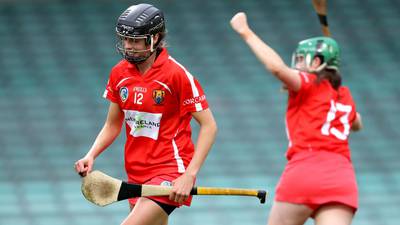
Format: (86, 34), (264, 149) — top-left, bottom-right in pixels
(119, 87), (129, 102)
(152, 89), (165, 105)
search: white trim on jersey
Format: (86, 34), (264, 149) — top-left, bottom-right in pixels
(300, 72), (310, 83)
(153, 80), (172, 94)
(116, 77), (134, 88)
(168, 56), (203, 111)
(285, 118), (292, 148)
(102, 90), (108, 99)
(172, 137), (186, 173)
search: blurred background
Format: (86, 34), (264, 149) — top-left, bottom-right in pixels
(0, 0), (399, 224)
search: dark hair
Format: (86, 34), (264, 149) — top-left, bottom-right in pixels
(156, 31), (167, 49)
(316, 68), (342, 90)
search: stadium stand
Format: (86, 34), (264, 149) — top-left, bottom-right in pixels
(0, 0), (399, 225)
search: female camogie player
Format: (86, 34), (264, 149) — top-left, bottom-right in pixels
(74, 4), (217, 225)
(230, 12), (363, 225)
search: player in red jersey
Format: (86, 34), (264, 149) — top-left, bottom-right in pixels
(74, 4), (217, 225)
(231, 13), (363, 225)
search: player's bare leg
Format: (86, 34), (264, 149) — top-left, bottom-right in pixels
(267, 201), (313, 225)
(129, 203), (169, 225)
(129, 201), (169, 225)
(121, 197), (169, 225)
(314, 204), (354, 225)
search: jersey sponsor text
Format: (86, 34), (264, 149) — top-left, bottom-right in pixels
(183, 95), (206, 106)
(124, 110), (162, 140)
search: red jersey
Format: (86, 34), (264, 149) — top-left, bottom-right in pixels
(103, 48), (208, 183)
(285, 71), (357, 160)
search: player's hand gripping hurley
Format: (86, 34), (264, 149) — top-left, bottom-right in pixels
(81, 170), (267, 206)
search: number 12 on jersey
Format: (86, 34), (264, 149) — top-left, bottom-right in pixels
(134, 92), (143, 105)
(321, 100), (352, 140)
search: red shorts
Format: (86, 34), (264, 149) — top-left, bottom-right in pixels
(275, 151), (358, 211)
(128, 173), (193, 207)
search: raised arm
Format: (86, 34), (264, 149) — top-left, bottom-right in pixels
(230, 12), (301, 91)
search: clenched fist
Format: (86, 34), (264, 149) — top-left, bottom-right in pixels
(230, 12), (250, 37)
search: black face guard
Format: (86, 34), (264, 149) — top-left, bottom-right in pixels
(115, 33), (155, 64)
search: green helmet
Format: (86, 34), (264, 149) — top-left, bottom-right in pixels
(291, 37), (340, 72)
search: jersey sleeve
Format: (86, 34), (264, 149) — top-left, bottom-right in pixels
(298, 71), (317, 92)
(173, 68), (209, 115)
(288, 71), (317, 97)
(102, 68), (119, 103)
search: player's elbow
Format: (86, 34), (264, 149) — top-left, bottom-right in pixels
(351, 113), (363, 132)
(267, 64), (284, 78)
(351, 122), (362, 132)
(208, 120), (218, 137)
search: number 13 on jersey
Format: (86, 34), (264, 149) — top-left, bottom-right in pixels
(321, 100), (352, 140)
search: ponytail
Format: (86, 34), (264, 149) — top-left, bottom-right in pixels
(316, 68), (342, 90)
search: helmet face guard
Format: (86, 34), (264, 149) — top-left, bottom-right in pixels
(116, 33), (155, 64)
(115, 4), (166, 64)
(291, 37), (340, 72)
